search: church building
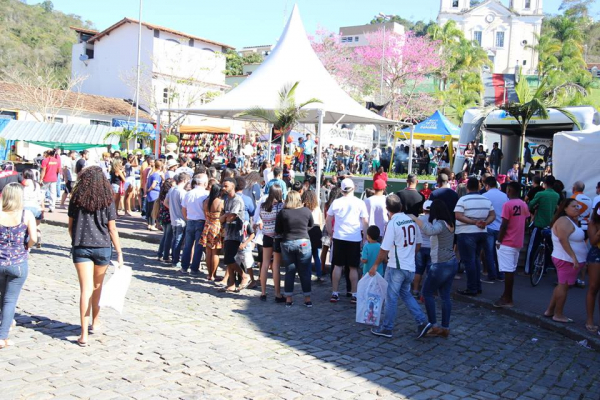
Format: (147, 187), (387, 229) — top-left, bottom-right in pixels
(438, 0), (543, 75)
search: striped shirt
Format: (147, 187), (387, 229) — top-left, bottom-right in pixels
(419, 220), (455, 263)
(454, 193), (494, 234)
(259, 202), (283, 238)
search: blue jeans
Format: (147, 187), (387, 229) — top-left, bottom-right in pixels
(281, 239), (312, 297)
(457, 233), (487, 293)
(312, 247), (322, 278)
(181, 220), (205, 272)
(171, 225), (186, 266)
(361, 162), (369, 175)
(485, 228), (501, 280)
(415, 247), (431, 275)
(0, 261), (28, 339)
(422, 259), (458, 329)
(380, 267), (427, 331)
(158, 223), (173, 260)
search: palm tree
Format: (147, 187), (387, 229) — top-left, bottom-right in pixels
(238, 81), (321, 167)
(526, 33), (561, 81)
(105, 128), (150, 153)
(428, 21), (464, 91)
(475, 71), (581, 165)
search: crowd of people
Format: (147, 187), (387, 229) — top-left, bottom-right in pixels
(2, 136), (600, 350)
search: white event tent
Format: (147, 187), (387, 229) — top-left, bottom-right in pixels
(156, 4), (402, 200)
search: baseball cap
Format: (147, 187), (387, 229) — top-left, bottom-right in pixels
(373, 179), (386, 190)
(166, 159), (178, 168)
(341, 178), (355, 192)
(423, 200), (432, 211)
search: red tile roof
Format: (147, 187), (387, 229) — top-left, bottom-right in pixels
(84, 18), (234, 50)
(0, 81), (153, 120)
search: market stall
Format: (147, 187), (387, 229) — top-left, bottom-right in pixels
(178, 125), (245, 164)
(393, 110), (459, 173)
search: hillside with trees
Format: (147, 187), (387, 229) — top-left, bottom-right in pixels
(0, 0), (94, 80)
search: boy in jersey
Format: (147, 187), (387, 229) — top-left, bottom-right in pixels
(494, 182), (530, 308)
(368, 195), (431, 339)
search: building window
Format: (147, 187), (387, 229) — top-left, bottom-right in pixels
(523, 60), (527, 65)
(53, 117), (64, 123)
(341, 37), (349, 43)
(525, 0), (531, 8)
(154, 29), (160, 38)
(452, 0), (459, 7)
(355, 36), (359, 42)
(189, 38), (194, 47)
(85, 47), (94, 59)
(496, 32), (505, 48)
(90, 120), (110, 126)
(163, 88), (170, 104)
(474, 31), (482, 46)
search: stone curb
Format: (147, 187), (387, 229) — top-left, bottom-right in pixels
(43, 219), (162, 244)
(453, 292), (600, 351)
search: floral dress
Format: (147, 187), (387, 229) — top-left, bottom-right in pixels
(200, 199), (222, 250)
(157, 192), (171, 226)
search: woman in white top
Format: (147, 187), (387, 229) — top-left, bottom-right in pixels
(302, 190), (324, 282)
(22, 169), (43, 247)
(544, 198), (588, 323)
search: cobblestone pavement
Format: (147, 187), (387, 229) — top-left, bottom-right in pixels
(2, 225), (600, 400)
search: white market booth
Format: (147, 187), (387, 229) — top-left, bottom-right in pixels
(553, 128), (600, 201)
(153, 5), (400, 201)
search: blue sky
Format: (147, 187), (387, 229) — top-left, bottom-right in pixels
(33, 0), (591, 49)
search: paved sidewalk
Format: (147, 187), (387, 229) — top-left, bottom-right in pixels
(453, 269), (600, 348)
(2, 224), (600, 399)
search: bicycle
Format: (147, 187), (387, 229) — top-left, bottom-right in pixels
(530, 228), (552, 286)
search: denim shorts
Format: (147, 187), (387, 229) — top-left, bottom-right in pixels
(588, 247), (600, 264)
(262, 235), (281, 253)
(72, 246), (112, 266)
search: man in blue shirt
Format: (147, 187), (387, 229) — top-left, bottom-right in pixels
(264, 166), (288, 199)
(303, 134), (316, 171)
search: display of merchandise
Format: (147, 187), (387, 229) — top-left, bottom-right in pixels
(178, 132), (240, 160)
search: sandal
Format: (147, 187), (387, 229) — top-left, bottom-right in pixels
(0, 339), (14, 349)
(552, 317), (574, 323)
(76, 338), (88, 347)
(585, 324), (599, 333)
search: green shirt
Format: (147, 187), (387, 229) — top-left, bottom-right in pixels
(529, 188), (560, 228)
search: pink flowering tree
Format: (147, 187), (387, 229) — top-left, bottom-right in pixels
(309, 27), (367, 100)
(355, 30), (441, 121)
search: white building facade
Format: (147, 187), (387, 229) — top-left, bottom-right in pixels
(438, 0), (543, 75)
(71, 19), (234, 126)
(339, 22), (405, 48)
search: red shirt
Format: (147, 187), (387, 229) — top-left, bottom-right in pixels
(420, 188), (432, 200)
(41, 156), (61, 183)
(373, 172), (388, 182)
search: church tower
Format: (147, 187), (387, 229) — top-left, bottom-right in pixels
(440, 0), (472, 14)
(510, 0), (543, 15)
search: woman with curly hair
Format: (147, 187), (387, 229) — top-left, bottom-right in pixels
(68, 166), (123, 347)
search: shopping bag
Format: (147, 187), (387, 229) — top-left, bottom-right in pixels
(99, 261), (132, 314)
(355, 272), (388, 326)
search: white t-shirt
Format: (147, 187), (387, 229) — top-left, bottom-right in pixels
(381, 213), (422, 272)
(593, 194), (600, 210)
(327, 194), (368, 242)
(371, 148), (381, 161)
(454, 193), (494, 234)
(263, 168), (273, 184)
(175, 166), (194, 177)
(483, 188), (508, 231)
(364, 195), (388, 236)
(182, 188), (209, 221)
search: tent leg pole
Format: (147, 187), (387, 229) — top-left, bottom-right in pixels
(408, 125), (414, 175)
(316, 110), (325, 207)
(267, 123), (272, 163)
(154, 111), (161, 156)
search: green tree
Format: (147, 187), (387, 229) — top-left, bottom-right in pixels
(560, 0), (594, 18)
(476, 72), (581, 164)
(224, 49), (243, 76)
(105, 128), (150, 153)
(238, 82), (321, 167)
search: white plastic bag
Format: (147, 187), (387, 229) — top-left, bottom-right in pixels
(355, 272), (388, 326)
(99, 261), (132, 314)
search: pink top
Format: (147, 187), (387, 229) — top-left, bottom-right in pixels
(501, 199), (530, 248)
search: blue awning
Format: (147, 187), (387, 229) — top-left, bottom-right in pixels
(112, 119), (156, 139)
